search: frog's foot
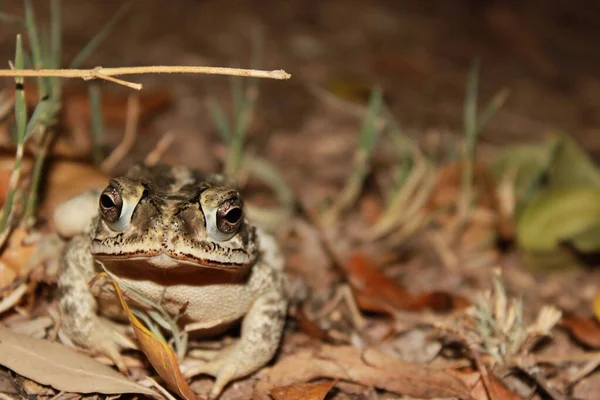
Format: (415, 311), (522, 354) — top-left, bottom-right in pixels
(62, 315), (136, 373)
(182, 291), (287, 399)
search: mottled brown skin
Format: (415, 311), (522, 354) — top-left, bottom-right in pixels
(57, 165), (287, 399)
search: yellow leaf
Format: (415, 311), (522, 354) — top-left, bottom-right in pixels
(593, 292), (600, 323)
(93, 272), (203, 400)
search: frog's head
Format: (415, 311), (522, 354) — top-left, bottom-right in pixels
(89, 165), (258, 271)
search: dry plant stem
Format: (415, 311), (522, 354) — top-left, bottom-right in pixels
(23, 128), (55, 226)
(565, 352), (600, 387)
(367, 155), (428, 238)
(520, 365), (566, 400)
(308, 284), (367, 329)
(0, 143), (24, 246)
(471, 347), (500, 400)
(101, 93), (140, 172)
(0, 66), (292, 90)
(145, 131), (175, 166)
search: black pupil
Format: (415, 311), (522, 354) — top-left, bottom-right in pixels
(100, 193), (115, 208)
(224, 207), (242, 224)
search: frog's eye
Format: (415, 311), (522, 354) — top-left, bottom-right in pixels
(217, 198), (243, 233)
(99, 186), (122, 223)
(99, 185), (136, 231)
(206, 197), (243, 241)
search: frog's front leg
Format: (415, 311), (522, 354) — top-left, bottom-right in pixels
(58, 235), (134, 371)
(183, 289), (287, 399)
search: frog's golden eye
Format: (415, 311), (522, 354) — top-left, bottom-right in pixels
(216, 198), (243, 235)
(99, 185), (122, 224)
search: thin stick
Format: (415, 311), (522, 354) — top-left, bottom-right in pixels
(145, 131), (175, 166)
(0, 65), (292, 90)
(101, 93), (140, 172)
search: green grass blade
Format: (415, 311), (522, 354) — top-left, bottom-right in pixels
(0, 35), (27, 232)
(24, 0), (49, 99)
(24, 99), (48, 140)
(50, 0), (61, 69)
(89, 85), (105, 166)
(69, 3), (130, 68)
(358, 87), (384, 152)
(476, 88), (509, 135)
(13, 35), (26, 142)
(229, 75), (244, 119)
(207, 98), (232, 143)
(332, 87), (384, 216)
(463, 60), (480, 152)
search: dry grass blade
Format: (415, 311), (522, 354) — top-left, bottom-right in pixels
(101, 93), (140, 172)
(322, 88), (385, 225)
(145, 131), (176, 166)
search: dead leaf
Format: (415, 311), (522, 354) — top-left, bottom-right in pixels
(0, 324), (155, 396)
(449, 368), (525, 400)
(0, 155), (33, 207)
(561, 314), (600, 348)
(293, 306), (328, 341)
(0, 228), (36, 287)
(257, 345), (473, 400)
(346, 252), (468, 313)
(271, 380), (337, 400)
(594, 292), (600, 323)
(97, 272), (203, 400)
(40, 160), (108, 218)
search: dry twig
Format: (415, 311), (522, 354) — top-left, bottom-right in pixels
(0, 65), (292, 90)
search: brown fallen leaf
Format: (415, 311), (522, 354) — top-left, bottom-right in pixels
(0, 154), (34, 207)
(593, 291), (600, 323)
(256, 345), (473, 400)
(96, 272), (203, 400)
(293, 306), (328, 341)
(448, 368), (525, 400)
(0, 228), (37, 287)
(561, 314), (600, 348)
(426, 161), (513, 243)
(40, 160), (108, 218)
(271, 380), (337, 400)
(346, 252), (469, 314)
(0, 324), (155, 396)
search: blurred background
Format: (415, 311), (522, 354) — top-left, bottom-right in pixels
(3, 0), (600, 165)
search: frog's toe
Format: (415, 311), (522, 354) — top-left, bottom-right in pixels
(63, 316), (135, 373)
(180, 357), (222, 379)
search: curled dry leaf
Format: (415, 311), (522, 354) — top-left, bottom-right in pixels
(271, 380), (337, 400)
(256, 344), (473, 400)
(346, 252), (469, 314)
(0, 228), (36, 287)
(448, 368), (525, 400)
(561, 314), (600, 348)
(0, 324), (156, 396)
(593, 291), (600, 323)
(99, 272), (203, 400)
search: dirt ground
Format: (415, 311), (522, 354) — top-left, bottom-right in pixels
(2, 1), (600, 399)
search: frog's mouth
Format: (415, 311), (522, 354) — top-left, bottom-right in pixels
(93, 249), (253, 271)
